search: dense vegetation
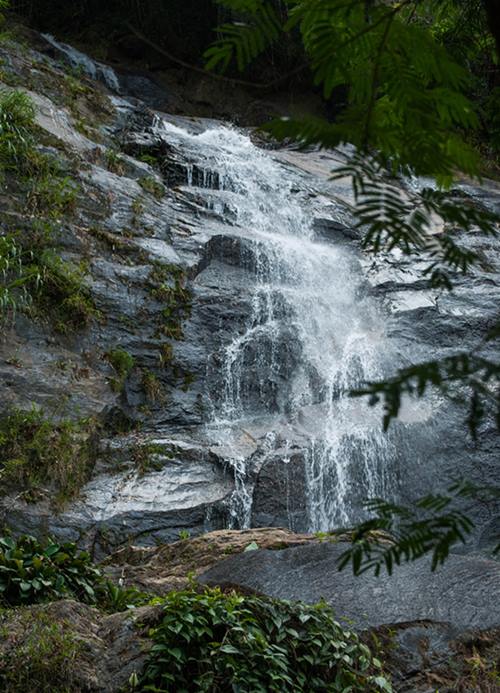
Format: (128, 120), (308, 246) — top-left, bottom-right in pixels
(139, 586), (391, 692)
(0, 535), (102, 605)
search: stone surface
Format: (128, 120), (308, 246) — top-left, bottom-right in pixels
(0, 29), (498, 558)
(199, 542), (500, 630)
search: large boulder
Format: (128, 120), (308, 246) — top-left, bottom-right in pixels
(199, 541), (500, 630)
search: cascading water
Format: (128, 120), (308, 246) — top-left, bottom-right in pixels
(153, 117), (399, 531)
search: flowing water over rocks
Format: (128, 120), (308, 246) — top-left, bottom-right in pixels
(1, 34), (499, 557)
(150, 118), (400, 531)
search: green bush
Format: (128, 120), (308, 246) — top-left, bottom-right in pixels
(139, 586), (392, 692)
(0, 535), (102, 606)
(0, 407), (96, 505)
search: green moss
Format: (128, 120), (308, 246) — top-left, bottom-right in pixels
(0, 407), (97, 507)
(138, 175), (165, 199)
(0, 609), (83, 693)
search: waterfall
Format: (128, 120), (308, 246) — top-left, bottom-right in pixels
(153, 118), (399, 531)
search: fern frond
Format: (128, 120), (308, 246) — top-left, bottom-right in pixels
(204, 0), (282, 72)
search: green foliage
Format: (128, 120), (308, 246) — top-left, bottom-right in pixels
(0, 88), (36, 171)
(106, 347), (135, 392)
(330, 153), (499, 289)
(28, 249), (99, 331)
(338, 482), (500, 576)
(139, 586), (391, 692)
(0, 407), (96, 505)
(26, 165), (79, 219)
(99, 580), (150, 612)
(0, 608), (83, 693)
(205, 0), (282, 72)
(0, 534), (102, 606)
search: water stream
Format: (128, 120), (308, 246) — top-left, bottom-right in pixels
(153, 118), (398, 530)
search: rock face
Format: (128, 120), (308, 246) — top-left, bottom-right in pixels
(0, 28), (499, 558)
(199, 542), (500, 630)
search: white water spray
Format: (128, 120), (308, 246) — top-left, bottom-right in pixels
(154, 118), (398, 530)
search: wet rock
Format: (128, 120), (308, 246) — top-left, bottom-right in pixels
(199, 542), (500, 630)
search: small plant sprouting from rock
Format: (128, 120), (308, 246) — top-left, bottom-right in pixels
(105, 148), (126, 176)
(138, 175), (165, 199)
(0, 88), (36, 171)
(139, 586), (392, 692)
(178, 529), (190, 541)
(0, 407), (97, 506)
(106, 347), (135, 392)
(132, 442), (167, 476)
(149, 263), (192, 341)
(141, 369), (163, 403)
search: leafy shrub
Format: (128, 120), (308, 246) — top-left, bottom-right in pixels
(0, 407), (96, 505)
(0, 535), (102, 606)
(0, 89), (36, 170)
(139, 586), (392, 692)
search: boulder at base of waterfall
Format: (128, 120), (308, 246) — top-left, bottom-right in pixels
(198, 541), (500, 630)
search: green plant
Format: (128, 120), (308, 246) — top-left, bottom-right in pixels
(0, 608), (83, 692)
(105, 148), (126, 175)
(0, 88), (36, 171)
(0, 535), (102, 606)
(178, 529), (190, 541)
(149, 264), (192, 341)
(98, 580), (150, 613)
(30, 250), (99, 331)
(0, 407), (96, 505)
(132, 442), (166, 476)
(0, 234), (37, 318)
(106, 347), (135, 392)
(0, 230), (99, 330)
(138, 153), (159, 167)
(139, 586), (391, 692)
(26, 168), (78, 219)
(142, 369), (163, 403)
(138, 175), (165, 199)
